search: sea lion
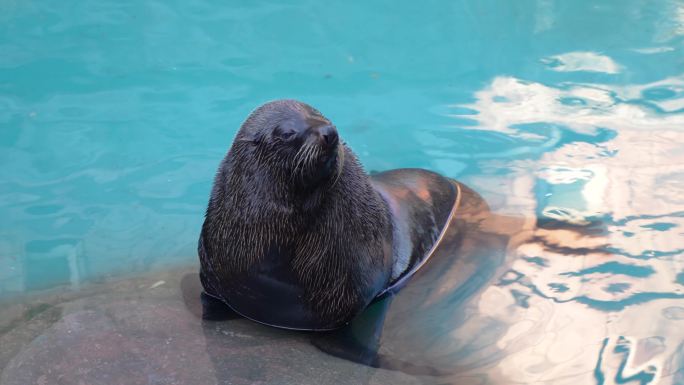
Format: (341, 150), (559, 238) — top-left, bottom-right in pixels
(198, 99), (461, 331)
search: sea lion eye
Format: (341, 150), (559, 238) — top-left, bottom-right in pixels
(276, 126), (296, 140)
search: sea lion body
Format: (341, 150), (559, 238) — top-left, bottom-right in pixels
(198, 100), (460, 330)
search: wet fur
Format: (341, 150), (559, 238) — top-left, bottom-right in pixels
(199, 100), (392, 321)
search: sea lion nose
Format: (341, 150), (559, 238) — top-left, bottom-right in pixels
(317, 125), (338, 148)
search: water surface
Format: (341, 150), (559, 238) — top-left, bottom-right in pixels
(1, 0), (684, 384)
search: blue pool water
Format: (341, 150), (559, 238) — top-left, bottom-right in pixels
(1, 1), (684, 384)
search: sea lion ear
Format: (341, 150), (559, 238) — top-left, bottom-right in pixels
(239, 129), (265, 145)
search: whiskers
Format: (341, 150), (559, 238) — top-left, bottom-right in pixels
(330, 144), (345, 188)
(289, 140), (345, 187)
(291, 140), (322, 182)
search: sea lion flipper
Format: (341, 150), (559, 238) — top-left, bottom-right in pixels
(200, 291), (241, 321)
(198, 262), (240, 321)
(371, 168), (459, 292)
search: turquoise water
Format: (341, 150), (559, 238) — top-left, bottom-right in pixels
(2, 0), (684, 384)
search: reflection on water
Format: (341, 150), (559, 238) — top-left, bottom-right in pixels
(442, 65), (684, 383)
(542, 51), (622, 74)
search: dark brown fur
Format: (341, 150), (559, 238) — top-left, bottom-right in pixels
(199, 100), (392, 321)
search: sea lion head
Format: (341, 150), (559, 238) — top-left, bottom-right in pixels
(235, 99), (344, 189)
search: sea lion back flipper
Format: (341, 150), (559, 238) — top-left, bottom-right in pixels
(370, 168), (460, 296)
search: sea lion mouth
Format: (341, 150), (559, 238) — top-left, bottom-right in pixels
(290, 139), (341, 187)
